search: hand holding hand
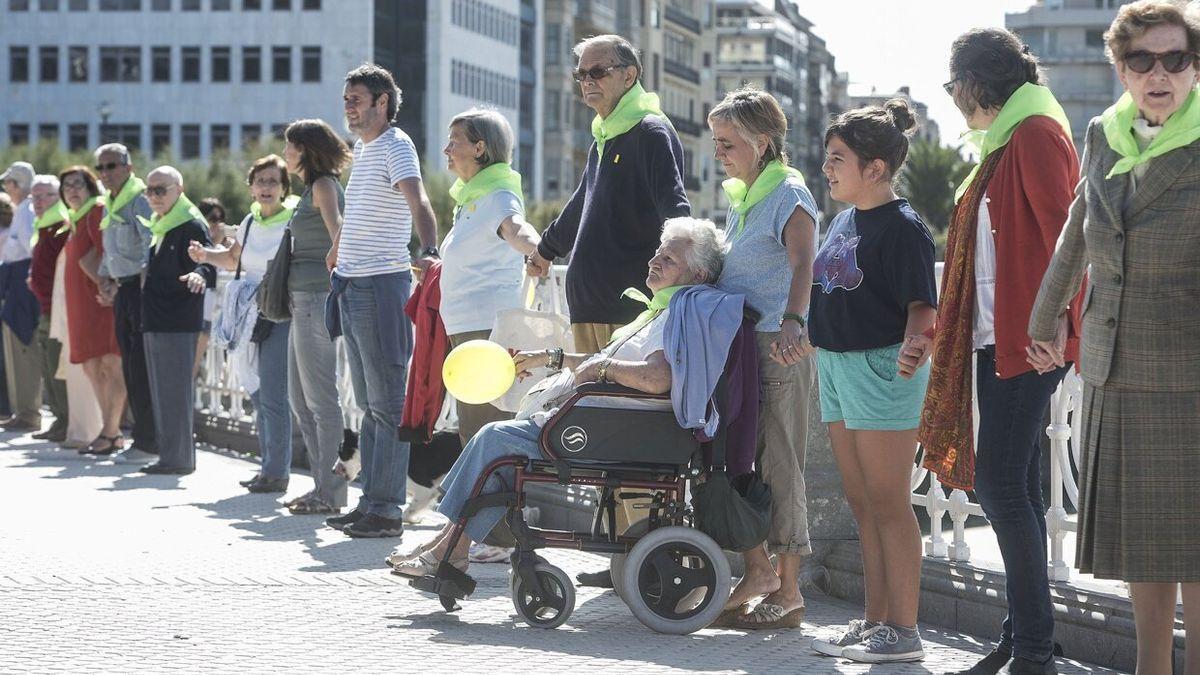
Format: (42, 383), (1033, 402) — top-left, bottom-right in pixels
(770, 321), (813, 366)
(524, 250), (551, 278)
(1026, 313), (1068, 374)
(898, 333), (934, 379)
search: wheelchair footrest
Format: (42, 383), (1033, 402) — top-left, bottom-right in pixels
(408, 562), (477, 603)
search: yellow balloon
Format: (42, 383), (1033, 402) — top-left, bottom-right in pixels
(442, 339), (516, 405)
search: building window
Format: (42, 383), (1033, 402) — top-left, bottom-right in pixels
(68, 0), (86, 8)
(151, 0), (168, 8)
(520, 82), (534, 131)
(545, 91), (560, 130)
(182, 46), (200, 82)
(181, 124), (200, 159)
(69, 45), (87, 81)
(545, 24), (560, 66)
(98, 0), (140, 8)
(10, 47), (30, 83)
(151, 124), (171, 156)
(302, 0), (318, 7)
(181, 0), (198, 8)
(8, 0), (30, 8)
(39, 46), (59, 82)
(271, 124), (287, 139)
(240, 123), (261, 149)
(211, 46), (230, 82)
(1086, 29), (1105, 49)
(99, 46), (140, 82)
(10, 124), (31, 146)
(242, 46), (261, 82)
(100, 123), (141, 150)
(68, 124), (88, 151)
(450, 59), (518, 109)
(38, 0), (59, 9)
(272, 46), (290, 82)
(211, 124), (230, 151)
(450, 0), (520, 46)
(242, 0), (259, 7)
(151, 46), (170, 82)
(38, 123), (59, 144)
(301, 46), (320, 82)
(212, 0), (230, 8)
(272, 0), (288, 8)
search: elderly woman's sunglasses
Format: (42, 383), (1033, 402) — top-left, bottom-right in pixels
(1123, 50), (1199, 74)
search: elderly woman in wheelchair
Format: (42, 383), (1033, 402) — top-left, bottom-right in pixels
(396, 217), (754, 634)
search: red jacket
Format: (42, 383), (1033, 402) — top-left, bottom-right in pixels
(398, 262), (448, 443)
(29, 227), (69, 315)
(983, 115), (1083, 378)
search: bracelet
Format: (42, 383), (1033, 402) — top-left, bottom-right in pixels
(781, 312), (806, 327)
(596, 358), (612, 383)
(544, 347), (563, 371)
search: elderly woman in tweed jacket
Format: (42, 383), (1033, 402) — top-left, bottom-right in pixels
(1028, 2), (1200, 673)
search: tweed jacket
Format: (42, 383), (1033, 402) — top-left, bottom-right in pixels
(1030, 117), (1200, 391)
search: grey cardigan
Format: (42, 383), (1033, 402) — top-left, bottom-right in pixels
(1029, 117), (1200, 392)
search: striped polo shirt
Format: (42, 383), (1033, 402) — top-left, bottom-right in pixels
(335, 126), (422, 278)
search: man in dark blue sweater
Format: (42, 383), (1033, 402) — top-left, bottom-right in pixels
(527, 34), (690, 355)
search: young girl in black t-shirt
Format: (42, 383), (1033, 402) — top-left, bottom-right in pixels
(807, 100), (937, 664)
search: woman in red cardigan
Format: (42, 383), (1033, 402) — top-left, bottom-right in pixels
(899, 29), (1082, 675)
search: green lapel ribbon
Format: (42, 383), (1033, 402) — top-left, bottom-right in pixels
(955, 83), (1071, 203)
(138, 194), (203, 247)
(591, 82), (669, 159)
(99, 176), (146, 230)
(251, 194), (301, 228)
(59, 196), (104, 235)
(609, 285), (687, 345)
(31, 201), (69, 247)
(448, 162), (524, 217)
(1101, 86), (1200, 178)
(722, 159), (807, 235)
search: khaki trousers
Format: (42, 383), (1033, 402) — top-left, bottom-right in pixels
(3, 324), (43, 425)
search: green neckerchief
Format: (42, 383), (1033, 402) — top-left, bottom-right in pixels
(99, 176), (146, 230)
(138, 194), (203, 247)
(1101, 86), (1200, 178)
(955, 82), (1071, 203)
(251, 194), (301, 228)
(591, 82), (669, 159)
(449, 162), (524, 218)
(59, 196), (104, 235)
(722, 159), (807, 234)
(31, 201), (69, 247)
(608, 285), (687, 345)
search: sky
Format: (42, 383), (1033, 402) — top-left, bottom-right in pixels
(796, 0), (1040, 145)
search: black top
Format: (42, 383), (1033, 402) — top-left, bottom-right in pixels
(808, 199), (937, 352)
(141, 218), (216, 333)
(537, 116), (690, 325)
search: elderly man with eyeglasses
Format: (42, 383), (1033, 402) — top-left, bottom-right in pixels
(524, 34), (691, 588)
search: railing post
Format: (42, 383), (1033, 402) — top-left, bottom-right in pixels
(1045, 375), (1078, 582)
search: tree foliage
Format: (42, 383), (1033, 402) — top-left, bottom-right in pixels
(898, 139), (971, 252)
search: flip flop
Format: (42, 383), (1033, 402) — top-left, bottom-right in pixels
(731, 602), (806, 630)
(708, 602), (751, 628)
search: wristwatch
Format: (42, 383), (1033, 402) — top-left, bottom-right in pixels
(419, 245), (440, 259)
(544, 347), (564, 371)
(781, 312), (806, 328)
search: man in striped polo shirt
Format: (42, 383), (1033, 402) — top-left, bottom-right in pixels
(325, 64), (440, 539)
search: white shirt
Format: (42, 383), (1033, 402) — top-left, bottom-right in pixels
(1, 197), (34, 263)
(973, 194), (997, 350)
(335, 127), (422, 278)
(235, 213), (289, 282)
(1130, 118), (1164, 192)
(440, 190), (524, 335)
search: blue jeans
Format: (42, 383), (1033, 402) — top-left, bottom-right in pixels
(974, 346), (1069, 663)
(437, 419), (543, 543)
(251, 320), (292, 480)
(338, 273), (413, 519)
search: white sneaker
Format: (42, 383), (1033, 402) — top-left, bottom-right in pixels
(841, 624), (925, 663)
(403, 480), (440, 524)
(111, 447), (157, 465)
(468, 542), (513, 564)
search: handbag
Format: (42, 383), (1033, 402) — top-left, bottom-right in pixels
(489, 274), (573, 412)
(691, 435), (772, 552)
(257, 188), (301, 322)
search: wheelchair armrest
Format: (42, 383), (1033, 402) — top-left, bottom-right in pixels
(568, 382), (670, 402)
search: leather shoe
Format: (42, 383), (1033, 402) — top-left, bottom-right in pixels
(948, 648), (1011, 675)
(1008, 656), (1058, 674)
(140, 463), (194, 475)
(246, 476), (288, 493)
(1, 418), (40, 432)
(33, 427), (68, 442)
(238, 473), (262, 488)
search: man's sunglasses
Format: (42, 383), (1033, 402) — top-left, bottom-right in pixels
(94, 161), (128, 172)
(572, 64), (623, 83)
(145, 185), (173, 197)
(1123, 50), (1199, 74)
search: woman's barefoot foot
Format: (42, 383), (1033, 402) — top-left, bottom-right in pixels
(724, 570), (782, 611)
(760, 589), (805, 614)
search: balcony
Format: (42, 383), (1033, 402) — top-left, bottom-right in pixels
(664, 58), (700, 85)
(574, 0), (616, 33)
(672, 117), (702, 137)
(664, 4), (702, 35)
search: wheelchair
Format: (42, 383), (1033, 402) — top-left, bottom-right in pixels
(409, 381), (733, 635)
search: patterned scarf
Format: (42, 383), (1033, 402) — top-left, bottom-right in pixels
(916, 148), (1006, 491)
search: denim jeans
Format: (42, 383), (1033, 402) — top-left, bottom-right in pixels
(338, 273), (412, 519)
(288, 290), (347, 508)
(974, 346), (1069, 663)
(250, 320), (292, 480)
(437, 419), (543, 542)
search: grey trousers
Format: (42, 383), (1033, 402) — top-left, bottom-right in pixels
(36, 315), (68, 432)
(3, 324), (43, 425)
(144, 331), (198, 470)
(287, 290), (347, 508)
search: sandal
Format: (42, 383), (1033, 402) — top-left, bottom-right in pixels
(385, 538), (441, 568)
(287, 495), (340, 515)
(731, 602), (806, 630)
(282, 490), (315, 509)
(391, 551), (467, 578)
(80, 435), (125, 456)
(709, 602), (752, 628)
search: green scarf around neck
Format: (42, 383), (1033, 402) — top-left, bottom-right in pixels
(591, 82), (669, 159)
(1101, 86), (1200, 178)
(723, 159), (806, 232)
(59, 196), (104, 235)
(955, 82), (1071, 203)
(99, 176), (146, 230)
(448, 162), (524, 217)
(608, 285), (687, 345)
(251, 194), (300, 228)
(138, 194), (203, 247)
(31, 201), (69, 247)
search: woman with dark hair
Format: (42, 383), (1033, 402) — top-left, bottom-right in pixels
(59, 166), (127, 456)
(806, 100), (936, 664)
(279, 119), (352, 515)
(900, 28), (1080, 675)
(1028, 2), (1200, 671)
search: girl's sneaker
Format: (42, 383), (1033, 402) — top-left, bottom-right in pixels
(841, 623), (926, 663)
(811, 618), (882, 657)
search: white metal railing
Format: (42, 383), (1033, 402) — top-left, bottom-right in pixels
(196, 263), (1083, 579)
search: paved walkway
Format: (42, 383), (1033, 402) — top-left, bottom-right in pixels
(0, 430), (1119, 674)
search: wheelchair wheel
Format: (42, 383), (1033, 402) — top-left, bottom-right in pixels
(621, 526), (730, 635)
(511, 563), (575, 629)
(610, 519), (651, 604)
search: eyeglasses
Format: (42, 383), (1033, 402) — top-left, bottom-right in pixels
(61, 178), (88, 190)
(572, 64), (622, 83)
(252, 178), (281, 188)
(942, 79), (959, 96)
(1123, 50), (1199, 74)
(93, 161), (127, 172)
(145, 185), (173, 197)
